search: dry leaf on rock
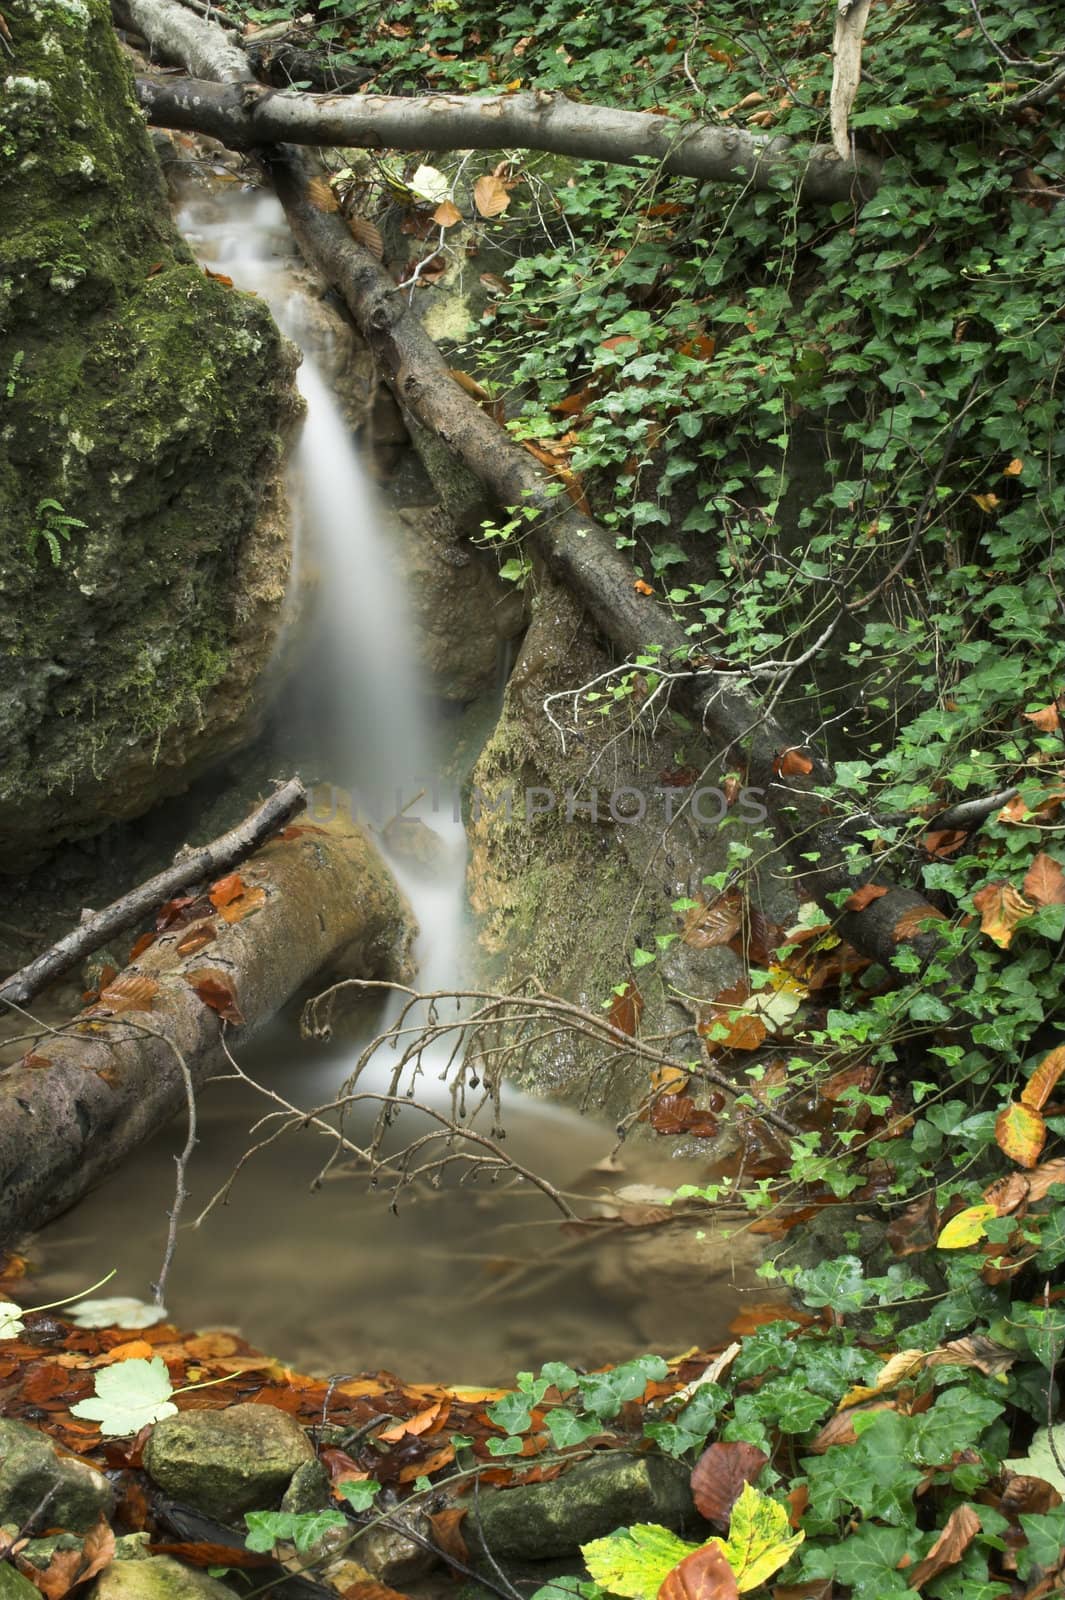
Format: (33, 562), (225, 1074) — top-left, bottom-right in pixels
(186, 969), (245, 1026)
(844, 883), (889, 912)
(96, 973), (159, 1015)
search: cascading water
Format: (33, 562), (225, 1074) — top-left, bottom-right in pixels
(33, 186), (764, 1378)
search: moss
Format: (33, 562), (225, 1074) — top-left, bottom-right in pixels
(0, 0), (300, 864)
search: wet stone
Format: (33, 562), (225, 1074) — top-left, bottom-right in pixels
(0, 1418), (114, 1534)
(143, 1404), (314, 1523)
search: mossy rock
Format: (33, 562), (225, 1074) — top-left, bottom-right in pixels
(143, 1403), (314, 1523)
(0, 0), (301, 867)
(0, 1417), (114, 1533)
(91, 1556), (238, 1600)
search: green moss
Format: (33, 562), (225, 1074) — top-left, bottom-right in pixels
(0, 0), (299, 863)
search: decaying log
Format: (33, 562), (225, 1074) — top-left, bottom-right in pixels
(132, 75), (880, 204)
(0, 779), (307, 1009)
(114, 0), (253, 82)
(0, 815), (415, 1241)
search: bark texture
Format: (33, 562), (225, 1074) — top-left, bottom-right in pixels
(0, 815), (415, 1241)
(133, 76), (881, 202)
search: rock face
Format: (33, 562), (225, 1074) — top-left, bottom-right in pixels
(143, 1404), (314, 1522)
(0, 0), (301, 869)
(0, 1418), (115, 1533)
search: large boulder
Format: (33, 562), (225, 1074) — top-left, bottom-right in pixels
(92, 1555), (236, 1600)
(0, 1418), (114, 1534)
(143, 1404), (314, 1523)
(0, 0), (301, 869)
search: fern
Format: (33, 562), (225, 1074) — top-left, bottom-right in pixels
(27, 498), (87, 566)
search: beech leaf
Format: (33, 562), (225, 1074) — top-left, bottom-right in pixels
(691, 1442), (769, 1529)
(994, 1100), (1046, 1168)
(658, 1544), (738, 1600)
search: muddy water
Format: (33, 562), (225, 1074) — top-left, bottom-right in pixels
(29, 182), (769, 1382)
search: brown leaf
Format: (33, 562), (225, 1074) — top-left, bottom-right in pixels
(307, 175), (339, 213)
(186, 969), (245, 1026)
(473, 174), (511, 218)
(844, 883), (890, 913)
(204, 268), (234, 287)
(342, 1584), (411, 1600)
(658, 1542), (739, 1600)
(982, 1171), (1030, 1216)
(128, 931), (157, 962)
(973, 880), (1036, 948)
(17, 1053), (54, 1071)
(994, 1101), (1046, 1168)
(428, 1508), (468, 1566)
(634, 578), (655, 596)
(690, 1441), (769, 1529)
(892, 903), (949, 942)
(1023, 703), (1061, 733)
(925, 1336), (1017, 1377)
(348, 217), (384, 258)
(609, 982), (644, 1036)
(773, 748), (813, 777)
(396, 1441), (454, 1482)
(649, 1093), (718, 1138)
(683, 891), (743, 949)
(18, 1516), (115, 1599)
(217, 885), (266, 926)
(807, 1401), (896, 1453)
(1021, 1045), (1065, 1110)
(96, 973), (159, 1016)
(148, 1543), (271, 1570)
(175, 921), (217, 957)
(922, 829), (968, 859)
(999, 1472), (1063, 1516)
(1023, 853), (1065, 907)
(209, 873), (246, 910)
(432, 199), (462, 228)
(906, 1504), (980, 1589)
(1027, 1155), (1065, 1203)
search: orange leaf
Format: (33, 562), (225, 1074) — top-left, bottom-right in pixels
(217, 885), (267, 925)
(922, 829), (968, 859)
(690, 1440), (769, 1529)
(97, 973), (159, 1015)
(99, 1340), (155, 1363)
(658, 1543), (738, 1600)
(1003, 457), (1024, 476)
(970, 492), (999, 512)
(1022, 852), (1065, 907)
(378, 1401), (448, 1441)
(1022, 703), (1061, 733)
(1021, 1045), (1065, 1112)
(473, 174), (511, 218)
(209, 874), (245, 909)
(128, 931), (157, 961)
(307, 176), (339, 213)
(176, 921), (217, 957)
(204, 268), (234, 287)
(348, 216), (384, 258)
(634, 579), (654, 596)
(994, 1101), (1046, 1169)
(1027, 1155), (1065, 1203)
(428, 1508), (468, 1566)
(186, 969), (245, 1026)
(649, 1093), (719, 1137)
(844, 884), (889, 912)
(891, 902), (948, 942)
(773, 748), (813, 777)
(18, 1516), (114, 1600)
(972, 881), (1034, 948)
(396, 1441), (454, 1483)
(432, 199), (462, 228)
(905, 1504), (980, 1590)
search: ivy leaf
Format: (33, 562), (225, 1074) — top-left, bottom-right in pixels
(545, 1409), (602, 1449)
(244, 1510), (348, 1554)
(336, 1479), (381, 1512)
(70, 1356), (178, 1435)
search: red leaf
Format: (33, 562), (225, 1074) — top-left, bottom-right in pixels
(690, 1440), (769, 1529)
(609, 982), (644, 1036)
(658, 1543), (739, 1600)
(186, 969), (245, 1026)
(844, 884), (889, 912)
(128, 931), (157, 961)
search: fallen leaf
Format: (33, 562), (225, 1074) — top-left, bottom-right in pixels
(807, 1400), (896, 1453)
(892, 903), (949, 942)
(683, 892), (743, 949)
(396, 1441), (453, 1482)
(998, 1472), (1063, 1516)
(175, 922), (217, 957)
(982, 1171), (1030, 1215)
(1003, 457), (1024, 476)
(634, 579), (655, 596)
(1022, 853), (1065, 907)
(925, 1335), (1017, 1376)
(773, 749), (813, 777)
(994, 1101), (1046, 1168)
(970, 492), (999, 512)
(128, 931), (157, 961)
(473, 174), (511, 217)
(307, 176), (339, 212)
(1022, 703), (1061, 734)
(204, 268), (234, 287)
(428, 1508), (468, 1566)
(217, 885), (266, 926)
(691, 1441), (769, 1530)
(432, 199), (462, 228)
(1021, 1045), (1065, 1111)
(96, 973), (159, 1015)
(905, 1504), (980, 1589)
(348, 217), (385, 258)
(922, 829), (968, 859)
(937, 1203), (996, 1249)
(610, 983), (645, 1036)
(378, 1401), (447, 1442)
(844, 884), (889, 912)
(886, 1194), (939, 1256)
(972, 880), (1033, 948)
(18, 1516), (115, 1599)
(649, 1094), (719, 1138)
(186, 969), (245, 1026)
(98, 1340), (155, 1364)
(209, 874), (246, 910)
(148, 1542), (271, 1570)
(1027, 1155), (1065, 1203)
(658, 1542), (739, 1600)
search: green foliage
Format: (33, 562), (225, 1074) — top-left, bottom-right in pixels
(244, 1510), (348, 1554)
(26, 498), (87, 566)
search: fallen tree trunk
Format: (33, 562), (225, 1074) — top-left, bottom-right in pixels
(0, 815), (415, 1241)
(126, 0), (956, 980)
(132, 74), (880, 203)
(0, 778), (306, 1009)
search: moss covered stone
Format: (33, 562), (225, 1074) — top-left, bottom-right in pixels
(0, 0), (300, 866)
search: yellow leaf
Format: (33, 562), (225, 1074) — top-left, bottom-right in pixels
(970, 492), (1000, 512)
(837, 1348), (925, 1410)
(1003, 457), (1024, 476)
(712, 1483), (804, 1592)
(937, 1203), (996, 1249)
(972, 880), (1033, 948)
(1021, 1044), (1065, 1112)
(994, 1100), (1047, 1169)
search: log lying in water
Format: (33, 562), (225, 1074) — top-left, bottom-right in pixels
(0, 815), (415, 1242)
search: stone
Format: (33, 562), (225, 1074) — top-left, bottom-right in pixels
(0, 1419), (114, 1535)
(143, 1404), (314, 1523)
(278, 1458), (330, 1516)
(0, 1563), (40, 1600)
(0, 0), (301, 867)
(91, 1556), (237, 1600)
(355, 1505), (437, 1587)
(464, 1455), (697, 1562)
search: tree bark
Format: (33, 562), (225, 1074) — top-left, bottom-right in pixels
(114, 0), (253, 82)
(0, 779), (306, 1009)
(133, 74), (881, 203)
(0, 815), (415, 1242)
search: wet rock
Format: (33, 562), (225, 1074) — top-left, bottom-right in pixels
(0, 1419), (114, 1534)
(392, 504), (524, 703)
(0, 1563), (41, 1600)
(91, 1556), (237, 1600)
(143, 1404), (314, 1522)
(465, 1455), (697, 1561)
(382, 815), (454, 876)
(0, 0), (301, 867)
(356, 1504), (437, 1586)
(279, 1458), (331, 1517)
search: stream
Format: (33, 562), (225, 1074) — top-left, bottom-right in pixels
(33, 187), (766, 1383)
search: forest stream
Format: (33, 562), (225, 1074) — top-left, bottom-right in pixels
(27, 186), (765, 1383)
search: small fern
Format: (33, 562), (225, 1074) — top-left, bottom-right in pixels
(27, 498), (87, 566)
